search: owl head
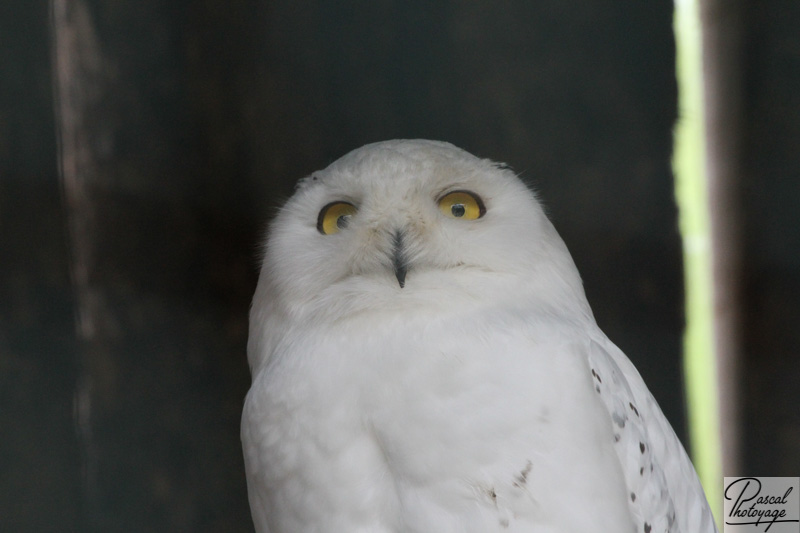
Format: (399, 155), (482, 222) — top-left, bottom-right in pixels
(249, 140), (591, 366)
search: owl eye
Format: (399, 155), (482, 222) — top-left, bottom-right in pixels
(317, 201), (357, 235)
(437, 190), (485, 220)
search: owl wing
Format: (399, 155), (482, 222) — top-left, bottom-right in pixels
(241, 391), (274, 533)
(586, 336), (718, 533)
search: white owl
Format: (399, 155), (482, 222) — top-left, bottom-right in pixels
(242, 139), (717, 533)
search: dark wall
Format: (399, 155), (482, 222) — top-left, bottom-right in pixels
(740, 0), (800, 476)
(1, 0), (796, 531)
(0, 0), (81, 530)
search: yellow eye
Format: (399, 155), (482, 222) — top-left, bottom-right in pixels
(317, 201), (357, 235)
(437, 190), (485, 220)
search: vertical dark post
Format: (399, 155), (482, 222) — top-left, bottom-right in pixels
(50, 0), (109, 523)
(700, 0), (745, 477)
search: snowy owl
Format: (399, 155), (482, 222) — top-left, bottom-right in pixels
(242, 139), (717, 533)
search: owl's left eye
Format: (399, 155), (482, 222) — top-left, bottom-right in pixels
(317, 201), (357, 235)
(437, 190), (485, 220)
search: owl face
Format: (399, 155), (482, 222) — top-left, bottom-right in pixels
(259, 140), (586, 322)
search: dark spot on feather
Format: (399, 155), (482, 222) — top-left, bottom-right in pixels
(639, 442), (646, 454)
(612, 412), (626, 428)
(536, 406), (550, 424)
(640, 466), (644, 476)
(629, 402), (640, 417)
(650, 463), (654, 472)
(614, 433), (621, 442)
(595, 385), (601, 393)
(513, 460), (532, 487)
(644, 523), (651, 533)
(631, 492), (636, 502)
(520, 461), (532, 480)
(591, 368), (602, 383)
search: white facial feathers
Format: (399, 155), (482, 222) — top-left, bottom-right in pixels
(249, 140), (592, 371)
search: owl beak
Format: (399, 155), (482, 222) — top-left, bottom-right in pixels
(391, 230), (408, 289)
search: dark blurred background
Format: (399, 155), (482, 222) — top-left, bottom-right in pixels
(0, 0), (797, 531)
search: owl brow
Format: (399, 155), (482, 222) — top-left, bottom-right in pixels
(434, 184), (471, 200)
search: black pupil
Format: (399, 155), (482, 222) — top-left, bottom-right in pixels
(336, 215), (350, 229)
(451, 204), (466, 217)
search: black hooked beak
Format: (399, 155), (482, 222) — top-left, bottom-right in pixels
(391, 230), (408, 288)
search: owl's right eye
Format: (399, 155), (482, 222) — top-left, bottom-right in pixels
(317, 201), (357, 235)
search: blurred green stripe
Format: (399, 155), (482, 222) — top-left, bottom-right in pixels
(672, 0), (723, 527)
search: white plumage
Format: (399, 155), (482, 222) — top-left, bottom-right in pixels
(242, 139), (717, 533)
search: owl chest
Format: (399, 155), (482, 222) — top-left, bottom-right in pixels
(251, 318), (633, 531)
(263, 319), (594, 480)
